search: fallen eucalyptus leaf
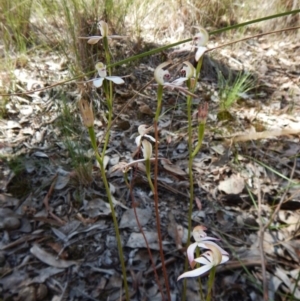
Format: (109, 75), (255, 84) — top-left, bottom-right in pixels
(119, 208), (152, 229)
(30, 244), (77, 268)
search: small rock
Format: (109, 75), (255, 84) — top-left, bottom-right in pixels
(36, 284), (48, 300)
(19, 286), (35, 301)
(0, 252), (5, 266)
(0, 217), (20, 230)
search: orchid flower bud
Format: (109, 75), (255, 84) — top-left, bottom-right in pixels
(79, 99), (94, 128)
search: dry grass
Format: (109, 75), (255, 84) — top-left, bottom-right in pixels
(0, 0), (298, 114)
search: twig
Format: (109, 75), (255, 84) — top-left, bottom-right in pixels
(43, 174), (65, 225)
(257, 185), (268, 301)
(154, 120), (171, 301)
(264, 158), (297, 229)
(129, 170), (164, 299)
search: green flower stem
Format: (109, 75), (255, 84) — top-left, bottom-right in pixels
(192, 122), (205, 158)
(155, 85), (164, 120)
(87, 126), (129, 301)
(88, 127), (98, 151)
(195, 57), (203, 80)
(182, 92), (195, 301)
(103, 36), (111, 76)
(195, 248), (204, 301)
(153, 86), (172, 300)
(145, 159), (155, 194)
(102, 106), (113, 157)
(186, 93), (194, 243)
(102, 36), (114, 102)
(206, 266), (216, 301)
(100, 80), (113, 158)
(183, 58), (205, 301)
(102, 80), (111, 109)
(123, 172), (130, 189)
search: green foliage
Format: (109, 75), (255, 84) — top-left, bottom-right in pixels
(0, 0), (34, 52)
(218, 71), (255, 111)
(55, 97), (81, 137)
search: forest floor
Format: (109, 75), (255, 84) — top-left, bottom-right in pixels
(0, 30), (300, 301)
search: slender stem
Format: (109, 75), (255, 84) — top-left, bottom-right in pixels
(102, 100), (112, 157)
(182, 92), (194, 301)
(153, 84), (171, 300)
(123, 172), (130, 189)
(103, 36), (111, 76)
(102, 36), (113, 103)
(154, 121), (171, 301)
(155, 85), (164, 120)
(183, 57), (205, 301)
(145, 159), (155, 194)
(192, 122), (205, 158)
(99, 162), (129, 300)
(87, 126), (129, 300)
(195, 248), (204, 301)
(206, 266), (216, 301)
(129, 170), (164, 298)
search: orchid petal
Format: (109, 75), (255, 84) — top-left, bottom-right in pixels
(194, 251), (213, 265)
(193, 27), (209, 47)
(182, 61), (195, 78)
(95, 62), (107, 78)
(187, 242), (198, 267)
(106, 76), (125, 85)
(195, 46), (207, 62)
(197, 241), (228, 256)
(171, 77), (188, 86)
(199, 236), (220, 242)
(192, 225), (207, 241)
(144, 134), (156, 143)
(87, 36), (102, 44)
(141, 140), (152, 159)
(138, 124), (152, 136)
(135, 135), (142, 147)
(93, 78), (104, 88)
(177, 263), (213, 280)
(110, 35), (127, 39)
(221, 254), (230, 264)
(99, 21), (108, 37)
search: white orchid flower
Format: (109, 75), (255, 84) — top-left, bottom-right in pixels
(80, 21), (125, 44)
(154, 61), (187, 86)
(193, 27), (209, 62)
(92, 62), (124, 88)
(154, 61), (172, 85)
(154, 62), (198, 96)
(187, 226), (228, 268)
(180, 61), (196, 79)
(177, 245), (229, 280)
(111, 137), (154, 174)
(135, 125), (156, 147)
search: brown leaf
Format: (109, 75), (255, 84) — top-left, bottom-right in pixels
(30, 245), (77, 268)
